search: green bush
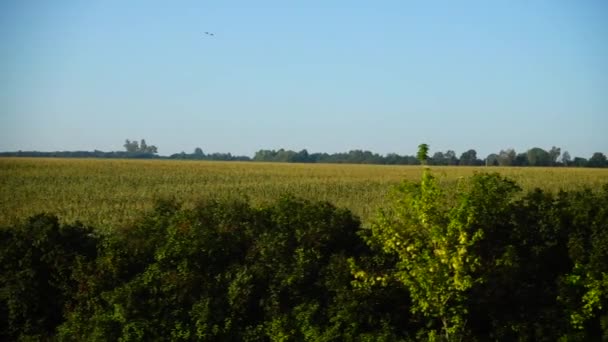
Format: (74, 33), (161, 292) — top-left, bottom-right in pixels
(556, 186), (608, 340)
(0, 214), (98, 341)
(56, 196), (411, 341)
(360, 170), (608, 341)
(1, 177), (607, 341)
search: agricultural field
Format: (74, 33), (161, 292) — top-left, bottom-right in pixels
(1, 157), (608, 229)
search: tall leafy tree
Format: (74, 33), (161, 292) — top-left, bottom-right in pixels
(549, 146), (561, 165)
(123, 138), (158, 154)
(431, 152), (446, 166)
(361, 170), (521, 340)
(140, 139), (148, 153)
(486, 154), (499, 166)
(417, 144), (430, 165)
(588, 152), (607, 168)
(527, 147), (551, 166)
(445, 150), (459, 165)
(123, 139), (139, 153)
(459, 149), (479, 166)
(514, 152), (529, 166)
(572, 157), (588, 167)
(561, 151), (571, 166)
(497, 149), (516, 166)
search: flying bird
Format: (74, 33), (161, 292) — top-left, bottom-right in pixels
(204, 32), (215, 37)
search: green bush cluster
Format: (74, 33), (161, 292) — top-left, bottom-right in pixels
(1, 197), (410, 341)
(1, 172), (607, 341)
(360, 171), (608, 341)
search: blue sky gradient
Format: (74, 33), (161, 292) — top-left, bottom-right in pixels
(1, 0), (606, 158)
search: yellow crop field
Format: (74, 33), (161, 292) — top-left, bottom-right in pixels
(1, 157), (607, 229)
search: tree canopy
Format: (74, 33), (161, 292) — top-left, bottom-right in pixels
(124, 139), (158, 154)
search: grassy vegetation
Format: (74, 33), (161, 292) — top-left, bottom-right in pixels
(1, 157), (608, 228)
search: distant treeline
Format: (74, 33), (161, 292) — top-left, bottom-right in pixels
(0, 150), (249, 161)
(250, 147), (608, 167)
(1, 140), (607, 167)
(0, 150), (161, 159)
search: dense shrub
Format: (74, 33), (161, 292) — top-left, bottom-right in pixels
(360, 170), (608, 341)
(0, 214), (98, 340)
(55, 196), (411, 341)
(1, 176), (607, 341)
(556, 186), (608, 339)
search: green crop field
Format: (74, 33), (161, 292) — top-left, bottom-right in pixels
(1, 157), (608, 229)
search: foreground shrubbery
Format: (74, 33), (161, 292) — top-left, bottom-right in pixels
(1, 172), (607, 341)
(360, 171), (608, 340)
(1, 197), (411, 341)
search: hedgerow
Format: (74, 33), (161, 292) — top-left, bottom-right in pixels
(1, 172), (606, 341)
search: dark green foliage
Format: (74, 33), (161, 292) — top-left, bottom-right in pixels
(467, 188), (573, 340)
(527, 147), (552, 166)
(359, 171), (608, 340)
(572, 157), (589, 167)
(169, 150), (250, 161)
(556, 185), (608, 339)
(54, 196), (409, 341)
(417, 144), (430, 165)
(252, 148), (421, 165)
(459, 149), (482, 166)
(1, 180), (608, 341)
(124, 139), (158, 154)
(588, 152), (608, 168)
(0, 214), (98, 340)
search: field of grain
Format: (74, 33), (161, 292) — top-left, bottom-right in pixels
(1, 157), (607, 229)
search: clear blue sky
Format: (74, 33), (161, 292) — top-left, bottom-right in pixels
(1, 0), (607, 158)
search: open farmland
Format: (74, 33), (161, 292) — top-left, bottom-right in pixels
(1, 157), (608, 229)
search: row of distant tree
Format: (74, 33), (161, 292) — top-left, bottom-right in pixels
(248, 146), (607, 167)
(0, 139), (161, 159)
(169, 147), (249, 161)
(0, 150), (160, 159)
(1, 139), (606, 167)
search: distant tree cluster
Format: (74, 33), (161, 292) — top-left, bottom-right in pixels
(480, 146), (607, 168)
(253, 149), (421, 164)
(168, 147), (250, 161)
(251, 147), (606, 168)
(0, 150), (160, 159)
(123, 139), (158, 155)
